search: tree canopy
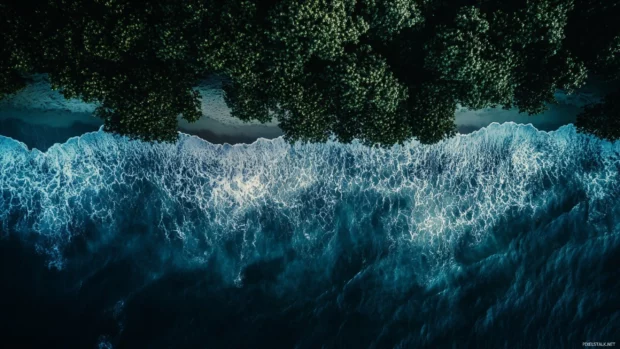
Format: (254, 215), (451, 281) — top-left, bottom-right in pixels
(1, 0), (619, 144)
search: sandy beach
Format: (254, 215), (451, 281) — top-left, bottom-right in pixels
(0, 74), (615, 150)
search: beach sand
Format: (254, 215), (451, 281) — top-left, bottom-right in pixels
(0, 74), (615, 150)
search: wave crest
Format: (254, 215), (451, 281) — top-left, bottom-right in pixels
(0, 123), (618, 282)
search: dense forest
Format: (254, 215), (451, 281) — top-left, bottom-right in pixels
(1, 0), (618, 144)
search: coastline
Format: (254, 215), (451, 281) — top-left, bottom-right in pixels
(0, 110), (283, 151)
(0, 74), (616, 150)
(0, 75), (283, 150)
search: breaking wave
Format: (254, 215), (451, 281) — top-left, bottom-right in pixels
(1, 122), (619, 348)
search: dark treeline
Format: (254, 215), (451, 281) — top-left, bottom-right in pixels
(1, 0), (618, 144)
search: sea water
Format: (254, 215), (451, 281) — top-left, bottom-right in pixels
(0, 123), (618, 348)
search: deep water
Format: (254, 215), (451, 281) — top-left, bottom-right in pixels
(0, 123), (619, 348)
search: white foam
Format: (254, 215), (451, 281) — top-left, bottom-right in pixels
(0, 123), (618, 281)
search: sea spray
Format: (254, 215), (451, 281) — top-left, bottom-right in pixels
(0, 123), (618, 348)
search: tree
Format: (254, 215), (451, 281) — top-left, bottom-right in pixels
(576, 91), (620, 141)
(424, 6), (516, 110)
(2, 0), (207, 141)
(0, 0), (618, 145)
(0, 4), (26, 100)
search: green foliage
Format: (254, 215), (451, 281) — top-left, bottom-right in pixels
(408, 84), (457, 144)
(511, 51), (587, 115)
(565, 0), (620, 80)
(425, 6), (515, 109)
(596, 35), (620, 81)
(321, 46), (410, 144)
(425, 1), (588, 116)
(1, 0), (619, 145)
(576, 91), (620, 141)
(2, 0), (207, 142)
(268, 0), (366, 64)
(359, 0), (424, 40)
(499, 0), (587, 114)
(0, 5), (26, 99)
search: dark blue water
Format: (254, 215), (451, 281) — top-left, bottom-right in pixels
(0, 123), (619, 348)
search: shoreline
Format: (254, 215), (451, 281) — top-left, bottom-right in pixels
(0, 106), (582, 151)
(1, 74), (617, 150)
(0, 102), (582, 151)
(0, 110), (283, 151)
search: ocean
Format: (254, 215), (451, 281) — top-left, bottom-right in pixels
(0, 122), (618, 348)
